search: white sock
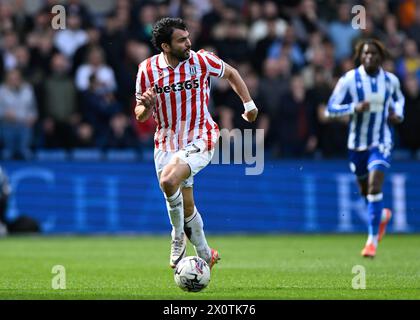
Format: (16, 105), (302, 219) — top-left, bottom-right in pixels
(184, 207), (211, 261)
(366, 234), (378, 247)
(165, 188), (184, 238)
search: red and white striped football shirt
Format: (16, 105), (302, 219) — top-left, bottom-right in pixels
(135, 49), (225, 152)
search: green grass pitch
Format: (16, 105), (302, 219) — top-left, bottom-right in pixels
(0, 234), (419, 299)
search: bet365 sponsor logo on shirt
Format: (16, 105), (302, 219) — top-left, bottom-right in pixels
(154, 79), (199, 94)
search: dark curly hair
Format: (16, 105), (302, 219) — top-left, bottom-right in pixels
(151, 18), (187, 52)
(353, 38), (388, 64)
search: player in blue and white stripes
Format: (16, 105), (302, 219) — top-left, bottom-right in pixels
(327, 39), (405, 257)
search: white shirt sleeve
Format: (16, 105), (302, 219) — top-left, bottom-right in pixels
(135, 62), (149, 102)
(197, 49), (225, 78)
(389, 74), (405, 119)
(326, 72), (356, 117)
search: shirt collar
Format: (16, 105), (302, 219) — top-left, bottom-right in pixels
(157, 51), (192, 69)
(158, 52), (169, 69)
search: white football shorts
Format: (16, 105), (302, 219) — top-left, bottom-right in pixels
(154, 139), (215, 188)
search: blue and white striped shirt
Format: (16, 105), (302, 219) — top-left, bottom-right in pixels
(327, 65), (405, 151)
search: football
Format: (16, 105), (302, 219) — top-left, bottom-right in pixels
(174, 256), (211, 292)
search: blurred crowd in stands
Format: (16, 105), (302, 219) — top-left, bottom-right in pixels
(1, 0), (420, 161)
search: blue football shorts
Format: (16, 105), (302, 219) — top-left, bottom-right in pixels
(348, 146), (391, 179)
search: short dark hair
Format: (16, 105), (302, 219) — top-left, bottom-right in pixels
(354, 38), (388, 64)
(151, 17), (187, 52)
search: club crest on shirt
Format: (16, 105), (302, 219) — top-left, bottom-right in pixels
(189, 66), (197, 75)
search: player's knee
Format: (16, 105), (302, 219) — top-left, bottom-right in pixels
(159, 175), (178, 193)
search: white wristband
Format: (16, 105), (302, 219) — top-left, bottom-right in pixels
(244, 100), (257, 112)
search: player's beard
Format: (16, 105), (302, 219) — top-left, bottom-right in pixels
(172, 48), (190, 61)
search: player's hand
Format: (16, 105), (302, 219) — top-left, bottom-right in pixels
(139, 87), (157, 109)
(388, 108), (403, 125)
(354, 101), (370, 113)
(242, 108), (258, 123)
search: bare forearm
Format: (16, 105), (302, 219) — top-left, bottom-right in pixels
(226, 68), (252, 103)
(135, 87), (157, 122)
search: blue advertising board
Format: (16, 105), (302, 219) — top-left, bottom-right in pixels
(1, 160), (419, 234)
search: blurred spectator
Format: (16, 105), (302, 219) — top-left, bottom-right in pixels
(1, 31), (19, 72)
(40, 0), (60, 15)
(117, 40), (151, 113)
(0, 2), (14, 34)
(14, 45), (42, 85)
(259, 57), (291, 118)
(302, 34), (334, 89)
(28, 32), (59, 76)
(156, 1), (171, 20)
(383, 58), (396, 73)
(11, 0), (34, 43)
(187, 0), (212, 20)
(181, 4), (203, 48)
(54, 13), (88, 59)
(200, 0), (226, 45)
(328, 2), (360, 62)
(406, 6), (420, 49)
(397, 0), (416, 30)
(72, 27), (102, 75)
(381, 14), (406, 60)
(101, 13), (130, 68)
(366, 0), (390, 30)
(395, 39), (420, 82)
(0, 69), (38, 159)
(290, 0), (326, 45)
(272, 74), (318, 158)
(316, 0), (339, 22)
(75, 46), (117, 92)
(103, 113), (138, 150)
(65, 0), (93, 29)
(41, 53), (78, 149)
(81, 74), (122, 145)
(397, 73), (420, 154)
(73, 122), (96, 149)
(248, 1), (287, 48)
(14, 44), (45, 113)
(211, 5), (249, 63)
(129, 3), (157, 47)
(244, 0), (263, 25)
(251, 16), (278, 74)
(311, 69), (348, 158)
(28, 10), (51, 37)
(267, 25), (306, 71)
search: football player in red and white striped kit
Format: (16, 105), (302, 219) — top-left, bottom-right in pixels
(135, 18), (258, 270)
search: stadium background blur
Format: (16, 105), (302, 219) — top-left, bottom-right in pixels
(0, 0), (420, 235)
